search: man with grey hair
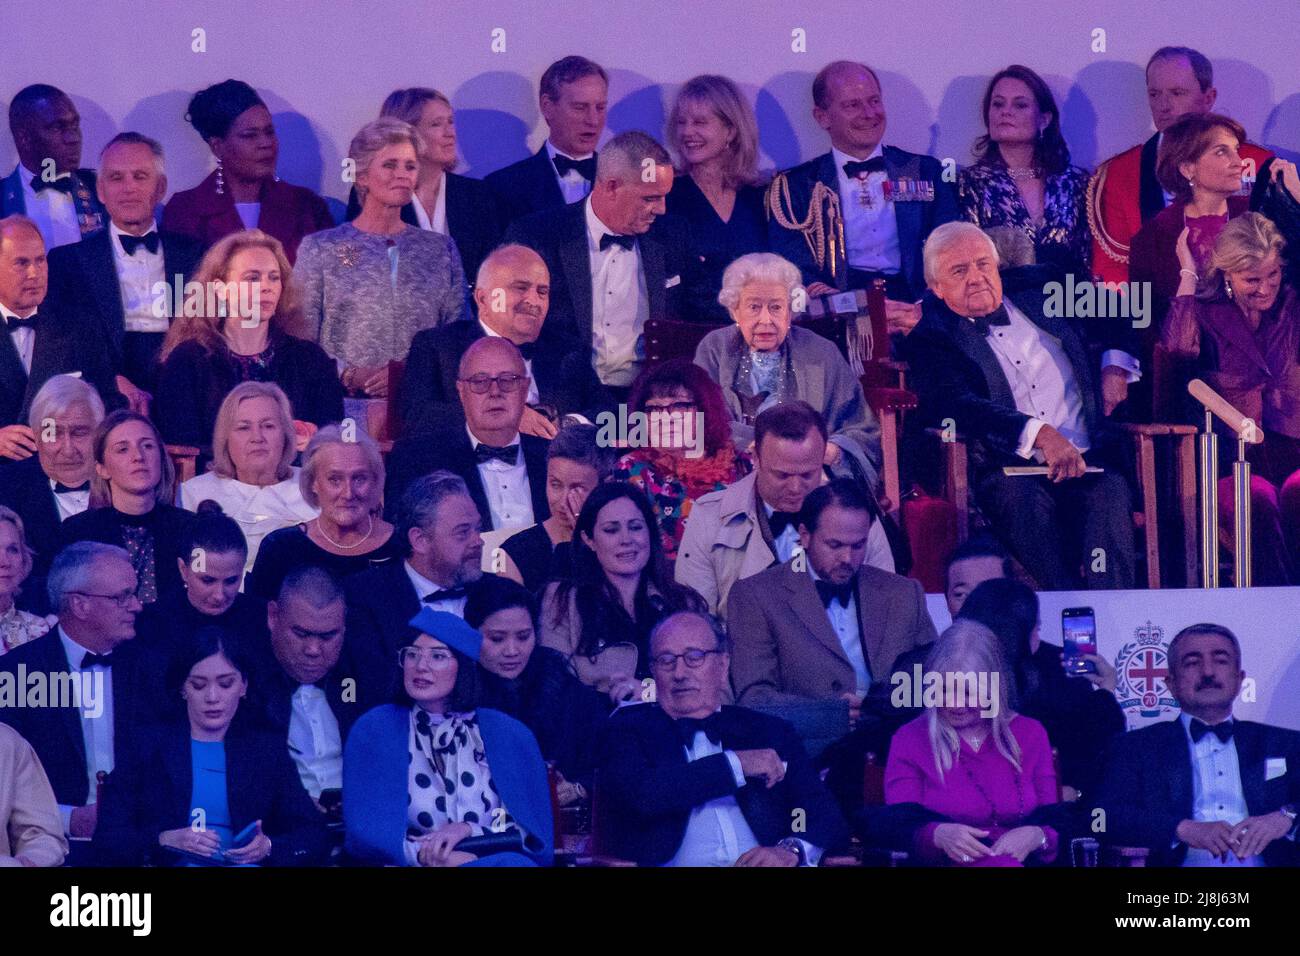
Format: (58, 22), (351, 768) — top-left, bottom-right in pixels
(346, 470), (500, 700)
(0, 542), (161, 859)
(900, 221), (1135, 590)
(0, 375), (104, 579)
(47, 132), (203, 409)
(400, 243), (609, 436)
(506, 129), (702, 396)
(0, 214), (120, 448)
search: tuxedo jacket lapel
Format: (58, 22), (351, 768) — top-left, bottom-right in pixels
(520, 436), (551, 521)
(782, 565), (852, 670)
(558, 204), (594, 344)
(0, 329), (28, 422)
(83, 231), (127, 346)
(1161, 719), (1195, 818)
(530, 148), (565, 209)
(947, 310), (1017, 406)
(1139, 133), (1166, 223)
(641, 232), (669, 321)
(1234, 722), (1269, 814)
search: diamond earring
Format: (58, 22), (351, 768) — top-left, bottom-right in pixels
(215, 158), (225, 195)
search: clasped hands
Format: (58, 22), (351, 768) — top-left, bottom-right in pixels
(1176, 813), (1294, 862)
(933, 822), (1046, 864)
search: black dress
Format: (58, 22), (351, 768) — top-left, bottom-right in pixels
(135, 591), (268, 660)
(154, 330), (345, 450)
(58, 503), (197, 607)
(477, 646), (609, 788)
(666, 175), (768, 323)
(246, 523), (403, 602)
(499, 523), (573, 595)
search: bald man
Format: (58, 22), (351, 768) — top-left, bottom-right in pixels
(401, 243), (611, 436)
(0, 215), (120, 457)
(386, 336), (552, 534)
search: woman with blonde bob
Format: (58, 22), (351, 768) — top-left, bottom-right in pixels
(0, 506), (55, 653)
(884, 619), (1060, 867)
(179, 382), (320, 574)
(665, 75), (769, 322)
(154, 229), (343, 450)
(297, 117), (465, 398)
(246, 424), (400, 601)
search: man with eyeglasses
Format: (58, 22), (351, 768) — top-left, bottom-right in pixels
(400, 244), (609, 438)
(387, 337), (550, 538)
(0, 541), (161, 861)
(596, 611), (848, 866)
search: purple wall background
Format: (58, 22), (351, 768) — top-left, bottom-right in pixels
(2, 0), (1298, 218)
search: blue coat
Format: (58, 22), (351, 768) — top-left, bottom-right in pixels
(343, 704), (554, 867)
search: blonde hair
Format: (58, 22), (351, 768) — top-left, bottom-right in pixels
(717, 252), (803, 311)
(1203, 211), (1287, 297)
(298, 424), (385, 512)
(667, 75), (763, 189)
(350, 117), (430, 205)
(159, 229), (303, 362)
(90, 410), (176, 509)
(923, 619), (1020, 782)
(0, 505), (36, 591)
(210, 381), (297, 482)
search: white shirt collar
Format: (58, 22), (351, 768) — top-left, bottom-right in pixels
(584, 194), (619, 250)
(58, 626), (96, 669)
(465, 422), (521, 451)
(831, 143), (885, 178)
(108, 219), (160, 256)
(0, 300), (37, 322)
(403, 560), (444, 600)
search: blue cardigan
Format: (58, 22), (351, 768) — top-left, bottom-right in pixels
(343, 704), (554, 866)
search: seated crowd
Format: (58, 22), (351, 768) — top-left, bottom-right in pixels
(2, 45), (1300, 869)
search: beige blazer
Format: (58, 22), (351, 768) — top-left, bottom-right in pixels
(726, 559), (938, 707)
(538, 582), (641, 695)
(0, 723), (67, 867)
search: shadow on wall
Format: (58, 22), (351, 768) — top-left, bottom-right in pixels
(755, 72), (811, 174)
(1215, 58), (1276, 145)
(1263, 94), (1300, 164)
(454, 71), (538, 179)
(1067, 60), (1148, 168)
(606, 70), (667, 142)
(934, 74), (993, 169)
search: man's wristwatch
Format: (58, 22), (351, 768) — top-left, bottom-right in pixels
(776, 838), (807, 866)
(1279, 804), (1298, 835)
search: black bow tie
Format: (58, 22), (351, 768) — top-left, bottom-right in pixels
(53, 481), (90, 494)
(677, 714), (724, 747)
(474, 443), (519, 466)
(815, 578), (855, 608)
(768, 510), (800, 537)
(30, 174), (75, 195)
(5, 313), (39, 333)
(423, 586), (468, 603)
(553, 154), (597, 181)
(1190, 719), (1234, 744)
(599, 232), (635, 252)
(970, 305), (1012, 336)
(81, 652), (115, 669)
(843, 157), (887, 178)
(118, 231), (159, 256)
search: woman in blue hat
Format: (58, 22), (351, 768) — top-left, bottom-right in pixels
(342, 609), (554, 867)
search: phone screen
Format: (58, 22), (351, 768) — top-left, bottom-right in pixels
(1062, 608), (1098, 673)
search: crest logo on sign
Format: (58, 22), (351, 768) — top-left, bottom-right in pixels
(1114, 620), (1179, 726)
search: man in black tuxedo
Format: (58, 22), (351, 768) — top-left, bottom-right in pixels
(347, 471), (499, 704)
(0, 542), (162, 859)
(46, 132), (203, 407)
(505, 130), (701, 397)
(597, 611), (848, 866)
(485, 55), (608, 223)
(899, 221), (1136, 589)
(252, 567), (367, 817)
(400, 244), (608, 437)
(1098, 623), (1300, 866)
(767, 61), (957, 326)
(0, 215), (120, 457)
(0, 376), (102, 591)
(386, 337), (550, 533)
(0, 85), (106, 249)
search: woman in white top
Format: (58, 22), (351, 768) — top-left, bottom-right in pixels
(180, 381), (318, 576)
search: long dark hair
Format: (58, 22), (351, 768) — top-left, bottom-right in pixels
(973, 65), (1070, 176)
(627, 358), (734, 457)
(552, 482), (703, 661)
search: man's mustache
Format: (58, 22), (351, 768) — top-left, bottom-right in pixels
(1196, 678), (1224, 689)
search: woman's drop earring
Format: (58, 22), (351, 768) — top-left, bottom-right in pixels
(215, 158), (225, 196)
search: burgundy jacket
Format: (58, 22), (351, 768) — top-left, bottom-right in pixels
(161, 170), (334, 264)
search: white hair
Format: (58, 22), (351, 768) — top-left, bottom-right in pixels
(47, 541), (131, 612)
(717, 252), (804, 310)
(922, 221), (999, 287)
(27, 374), (106, 433)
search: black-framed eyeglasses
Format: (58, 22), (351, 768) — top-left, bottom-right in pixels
(459, 373), (528, 394)
(648, 648), (724, 671)
(68, 590), (140, 609)
(644, 401), (698, 415)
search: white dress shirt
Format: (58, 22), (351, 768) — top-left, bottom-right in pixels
(57, 628), (115, 834)
(546, 141), (596, 205)
(49, 478), (90, 522)
(807, 566), (870, 695)
(584, 197), (649, 387)
(980, 298), (1090, 459)
(108, 220), (169, 333)
(760, 502), (801, 563)
(180, 469), (320, 577)
(2, 303), (38, 375)
(478, 319), (540, 404)
(412, 170), (448, 235)
(666, 727), (760, 866)
(467, 425), (535, 532)
(404, 561), (468, 617)
(1180, 714), (1262, 867)
(16, 164), (82, 250)
(831, 146), (901, 273)
(287, 684), (343, 799)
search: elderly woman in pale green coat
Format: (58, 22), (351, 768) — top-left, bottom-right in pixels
(693, 252), (883, 489)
